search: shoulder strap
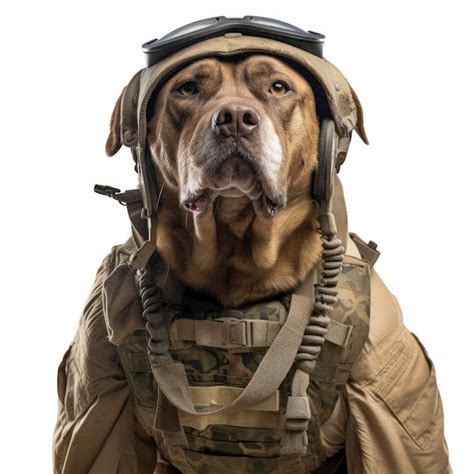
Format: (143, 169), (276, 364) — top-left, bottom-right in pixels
(333, 175), (348, 252)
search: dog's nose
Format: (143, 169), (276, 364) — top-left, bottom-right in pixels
(212, 103), (260, 138)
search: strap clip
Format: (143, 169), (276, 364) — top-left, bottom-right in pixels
(94, 184), (142, 206)
(214, 317), (249, 347)
(281, 396), (311, 456)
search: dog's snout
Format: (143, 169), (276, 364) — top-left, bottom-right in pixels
(212, 103), (260, 138)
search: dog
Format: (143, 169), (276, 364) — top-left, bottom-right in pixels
(53, 51), (451, 474)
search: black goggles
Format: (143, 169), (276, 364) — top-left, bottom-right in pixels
(142, 16), (325, 67)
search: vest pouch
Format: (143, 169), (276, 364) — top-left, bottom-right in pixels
(169, 341), (287, 427)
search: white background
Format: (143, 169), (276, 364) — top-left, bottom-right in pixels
(1, 0), (472, 472)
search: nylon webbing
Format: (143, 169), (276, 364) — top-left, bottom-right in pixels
(169, 317), (351, 349)
(169, 318), (282, 349)
(126, 199), (147, 248)
(325, 319), (353, 347)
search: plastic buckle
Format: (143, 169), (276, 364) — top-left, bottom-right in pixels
(245, 320), (254, 347)
(94, 184), (121, 196)
(286, 396), (311, 420)
(215, 317), (248, 347)
(94, 184), (131, 206)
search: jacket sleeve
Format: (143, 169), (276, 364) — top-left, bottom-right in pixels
(52, 251), (161, 474)
(320, 269), (452, 474)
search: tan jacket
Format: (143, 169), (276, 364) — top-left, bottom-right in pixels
(53, 235), (451, 473)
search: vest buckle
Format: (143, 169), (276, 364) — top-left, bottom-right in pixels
(215, 317), (249, 347)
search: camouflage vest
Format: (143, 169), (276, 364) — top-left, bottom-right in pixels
(103, 235), (373, 473)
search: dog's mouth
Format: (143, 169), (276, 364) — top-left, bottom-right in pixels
(182, 145), (286, 218)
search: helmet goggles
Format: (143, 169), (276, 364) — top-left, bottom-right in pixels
(142, 15), (325, 67)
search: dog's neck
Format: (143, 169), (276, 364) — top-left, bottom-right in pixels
(154, 186), (322, 307)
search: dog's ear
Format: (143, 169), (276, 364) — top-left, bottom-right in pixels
(348, 84), (369, 145)
(105, 90), (124, 157)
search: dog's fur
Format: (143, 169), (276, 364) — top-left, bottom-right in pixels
(107, 55), (338, 307)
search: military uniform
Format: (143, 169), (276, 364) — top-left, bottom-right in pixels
(53, 230), (451, 473)
(53, 29), (451, 473)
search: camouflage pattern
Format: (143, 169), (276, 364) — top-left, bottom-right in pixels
(53, 237), (452, 473)
(309, 260), (371, 425)
(113, 249), (371, 473)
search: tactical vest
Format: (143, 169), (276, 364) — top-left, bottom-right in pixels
(102, 233), (376, 473)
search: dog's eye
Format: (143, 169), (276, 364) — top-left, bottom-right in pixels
(269, 81), (289, 95)
(178, 81), (199, 96)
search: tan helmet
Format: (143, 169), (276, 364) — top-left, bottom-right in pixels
(105, 33), (368, 246)
(115, 35), (368, 160)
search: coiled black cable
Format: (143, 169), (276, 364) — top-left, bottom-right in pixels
(296, 234), (344, 374)
(136, 257), (178, 363)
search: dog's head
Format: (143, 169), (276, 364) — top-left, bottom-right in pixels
(105, 52), (366, 305)
(107, 54), (334, 218)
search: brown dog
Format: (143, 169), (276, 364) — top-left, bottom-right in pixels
(106, 55), (331, 307)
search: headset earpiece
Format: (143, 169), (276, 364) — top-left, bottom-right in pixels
(313, 119), (338, 204)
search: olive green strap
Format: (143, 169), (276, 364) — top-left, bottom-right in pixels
(326, 319), (353, 347)
(170, 317), (350, 349)
(149, 268), (314, 417)
(333, 175), (348, 252)
(127, 199), (148, 249)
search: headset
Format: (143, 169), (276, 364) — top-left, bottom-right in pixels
(96, 16), (346, 239)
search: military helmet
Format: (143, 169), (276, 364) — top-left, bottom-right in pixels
(118, 16), (368, 153)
